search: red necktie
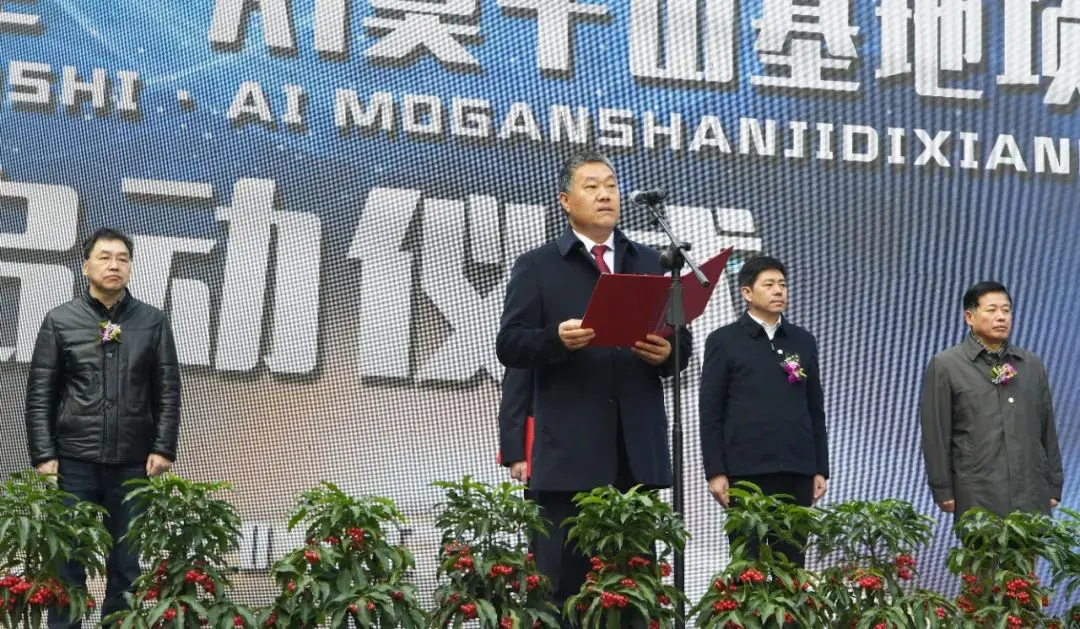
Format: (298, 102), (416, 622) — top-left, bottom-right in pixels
(591, 244), (611, 274)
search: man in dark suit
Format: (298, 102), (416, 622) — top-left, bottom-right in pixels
(698, 255), (828, 567)
(496, 150), (692, 617)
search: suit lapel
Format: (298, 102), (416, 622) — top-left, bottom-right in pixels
(614, 233), (633, 274)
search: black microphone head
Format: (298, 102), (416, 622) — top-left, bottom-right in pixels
(629, 188), (668, 205)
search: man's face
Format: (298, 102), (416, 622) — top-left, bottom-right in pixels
(741, 269), (787, 315)
(558, 161), (620, 235)
(82, 238), (131, 294)
(965, 291), (1012, 344)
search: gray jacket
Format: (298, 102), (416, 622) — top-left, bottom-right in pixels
(920, 334), (1063, 519)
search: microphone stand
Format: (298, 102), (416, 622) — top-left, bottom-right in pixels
(638, 196), (708, 628)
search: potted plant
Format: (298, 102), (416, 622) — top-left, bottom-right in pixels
(262, 481), (425, 629)
(102, 474), (256, 628)
(0, 471), (109, 629)
(430, 476), (558, 629)
(563, 485), (688, 629)
(813, 498), (956, 628)
(1047, 508), (1080, 627)
(691, 482), (827, 628)
(948, 508), (1071, 628)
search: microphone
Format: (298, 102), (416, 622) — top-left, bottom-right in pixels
(628, 189), (667, 206)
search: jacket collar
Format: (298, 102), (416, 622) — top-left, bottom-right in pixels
(962, 331), (1022, 362)
(556, 227), (638, 268)
(83, 288), (131, 320)
(738, 311), (786, 338)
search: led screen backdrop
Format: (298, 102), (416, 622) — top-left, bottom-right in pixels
(1, 0), (1079, 620)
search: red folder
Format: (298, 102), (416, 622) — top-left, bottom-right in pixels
(579, 247), (734, 347)
(495, 417), (534, 478)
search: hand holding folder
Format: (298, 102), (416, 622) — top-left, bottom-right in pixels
(579, 247), (733, 347)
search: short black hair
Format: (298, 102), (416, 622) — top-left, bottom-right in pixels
(558, 150), (616, 195)
(82, 227), (134, 260)
(738, 255), (786, 288)
(963, 281), (1011, 311)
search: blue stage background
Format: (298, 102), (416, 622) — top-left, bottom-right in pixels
(2, 0), (1079, 620)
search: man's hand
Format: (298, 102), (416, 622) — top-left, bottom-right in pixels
(1052, 498), (1060, 509)
(813, 475), (827, 503)
(708, 474), (730, 507)
(558, 319), (595, 350)
(146, 454), (172, 477)
(632, 334), (671, 366)
(509, 461), (528, 484)
(35, 460), (58, 476)
(938, 500), (955, 513)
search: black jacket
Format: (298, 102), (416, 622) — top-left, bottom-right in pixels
(25, 290), (181, 466)
(698, 313), (829, 480)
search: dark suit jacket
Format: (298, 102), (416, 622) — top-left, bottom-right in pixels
(496, 228), (692, 492)
(498, 367), (533, 467)
(698, 313), (829, 481)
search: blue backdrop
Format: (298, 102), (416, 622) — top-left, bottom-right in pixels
(1, 0), (1078, 617)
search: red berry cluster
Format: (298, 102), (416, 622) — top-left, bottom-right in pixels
(525, 575), (541, 592)
(956, 595), (975, 614)
(894, 554), (915, 581)
(738, 568), (765, 585)
(659, 562), (672, 577)
(599, 591), (628, 609)
(444, 543), (474, 572)
(1004, 577), (1033, 606)
(589, 556), (611, 573)
(233, 614), (246, 627)
(627, 556), (651, 569)
(459, 602), (478, 620)
(304, 550), (319, 565)
(500, 616), (513, 629)
(856, 574), (883, 591)
(24, 579), (68, 607)
(647, 620), (660, 629)
(712, 599), (738, 612)
(619, 578), (638, 589)
(347, 527), (366, 549)
(183, 569), (216, 595)
(1006, 616), (1024, 628)
(488, 564), (514, 579)
(657, 594), (671, 606)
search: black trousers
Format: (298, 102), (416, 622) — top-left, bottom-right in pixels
(49, 458), (146, 629)
(530, 421), (643, 625)
(726, 473), (814, 568)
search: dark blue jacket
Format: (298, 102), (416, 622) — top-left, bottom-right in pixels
(496, 228), (692, 492)
(698, 313), (829, 480)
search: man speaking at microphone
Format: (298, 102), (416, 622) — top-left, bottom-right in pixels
(496, 151), (692, 619)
